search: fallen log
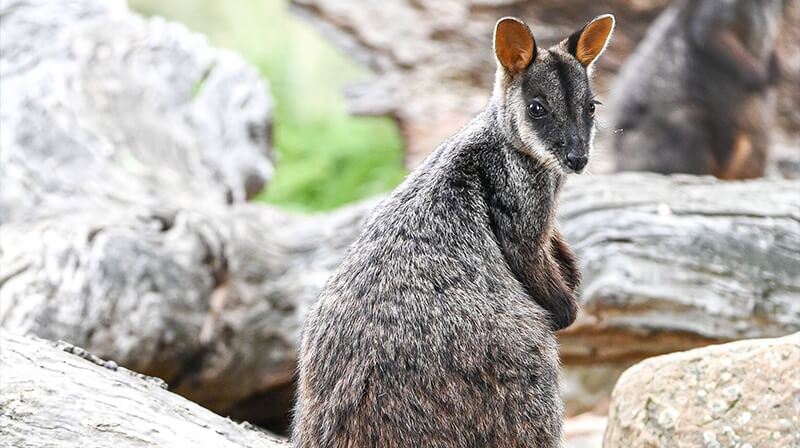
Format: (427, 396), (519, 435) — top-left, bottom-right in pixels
(3, 174), (798, 425)
(0, 0), (274, 224)
(0, 331), (605, 448)
(0, 331), (289, 448)
(559, 173), (800, 364)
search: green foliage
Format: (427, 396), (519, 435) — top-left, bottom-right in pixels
(130, 0), (406, 211)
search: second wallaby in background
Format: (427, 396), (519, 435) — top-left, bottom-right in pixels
(292, 14), (615, 448)
(610, 0), (784, 179)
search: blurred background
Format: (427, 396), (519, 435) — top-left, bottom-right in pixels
(1, 0), (798, 447)
(126, 0), (799, 210)
(132, 0), (407, 212)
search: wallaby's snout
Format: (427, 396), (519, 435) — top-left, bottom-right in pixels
(566, 151), (588, 172)
(562, 124), (589, 172)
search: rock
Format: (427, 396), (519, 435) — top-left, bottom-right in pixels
(603, 332), (800, 447)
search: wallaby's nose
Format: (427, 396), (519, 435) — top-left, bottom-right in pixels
(566, 151), (588, 172)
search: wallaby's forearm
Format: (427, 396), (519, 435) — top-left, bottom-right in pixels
(489, 207), (578, 331)
(550, 227), (581, 294)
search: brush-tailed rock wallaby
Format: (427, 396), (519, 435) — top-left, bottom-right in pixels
(610, 0), (784, 179)
(293, 14), (615, 448)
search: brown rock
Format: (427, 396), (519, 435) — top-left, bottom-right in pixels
(604, 332), (800, 448)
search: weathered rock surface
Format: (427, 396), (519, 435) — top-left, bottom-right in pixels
(291, 0), (800, 169)
(603, 332), (800, 448)
(0, 331), (289, 448)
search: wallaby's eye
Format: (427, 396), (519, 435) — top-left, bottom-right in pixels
(587, 100), (601, 118)
(527, 101), (548, 119)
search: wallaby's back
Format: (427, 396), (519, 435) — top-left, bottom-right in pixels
(293, 118), (561, 447)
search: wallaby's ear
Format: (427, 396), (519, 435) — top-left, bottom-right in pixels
(494, 17), (536, 75)
(567, 14), (615, 68)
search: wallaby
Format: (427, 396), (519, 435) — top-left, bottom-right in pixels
(293, 14), (615, 448)
(610, 0), (784, 179)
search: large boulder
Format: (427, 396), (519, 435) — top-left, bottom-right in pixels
(604, 332), (800, 447)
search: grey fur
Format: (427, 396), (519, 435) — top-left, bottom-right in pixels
(610, 0), (784, 179)
(292, 15), (613, 448)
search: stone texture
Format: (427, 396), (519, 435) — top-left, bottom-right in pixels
(604, 332), (800, 448)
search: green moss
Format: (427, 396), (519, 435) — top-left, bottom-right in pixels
(130, 0), (406, 211)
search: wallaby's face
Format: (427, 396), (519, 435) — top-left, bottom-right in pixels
(493, 15), (615, 173)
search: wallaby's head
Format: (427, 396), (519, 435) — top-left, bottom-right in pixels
(492, 15), (615, 174)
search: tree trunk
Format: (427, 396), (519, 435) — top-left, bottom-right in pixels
(558, 173), (800, 363)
